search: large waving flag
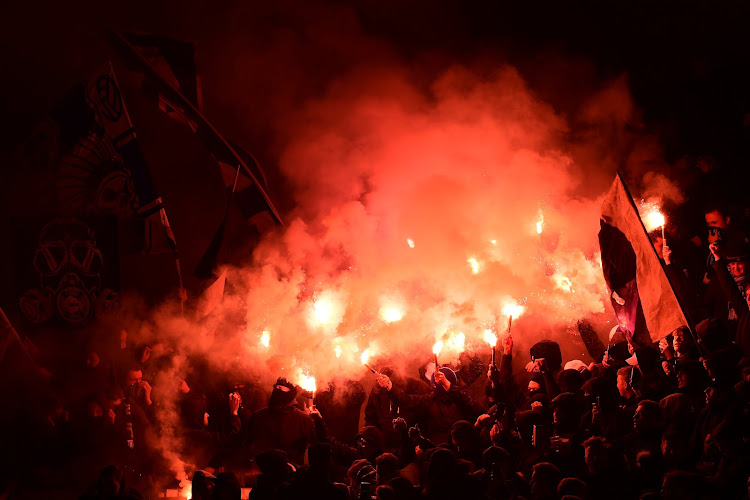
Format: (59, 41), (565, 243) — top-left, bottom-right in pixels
(599, 172), (689, 344)
(107, 30), (283, 228)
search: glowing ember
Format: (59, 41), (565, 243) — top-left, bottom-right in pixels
(407, 238), (415, 248)
(379, 306), (403, 323)
(639, 200), (666, 233)
(335, 344), (342, 358)
(483, 329), (498, 347)
(260, 330), (270, 348)
(298, 373), (317, 394)
(467, 257), (480, 274)
(490, 239), (497, 245)
(536, 210), (544, 234)
(450, 332), (466, 350)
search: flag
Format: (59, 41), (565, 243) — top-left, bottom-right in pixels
(86, 61), (179, 258)
(194, 165), (240, 280)
(107, 30), (283, 227)
(195, 268), (228, 319)
(31, 60), (180, 260)
(599, 172), (689, 343)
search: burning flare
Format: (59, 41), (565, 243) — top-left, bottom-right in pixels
(313, 298), (335, 325)
(639, 199), (666, 233)
(467, 257), (480, 275)
(502, 301), (525, 319)
(433, 340), (444, 356)
(536, 209), (544, 234)
(552, 274), (573, 293)
(260, 330), (270, 348)
(379, 306), (404, 323)
(298, 373), (317, 394)
(407, 238), (415, 248)
(361, 348), (378, 373)
(450, 332), (466, 350)
(483, 329), (498, 347)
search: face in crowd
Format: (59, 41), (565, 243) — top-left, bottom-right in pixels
(704, 209), (729, 245)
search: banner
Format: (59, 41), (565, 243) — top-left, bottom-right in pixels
(599, 173), (688, 343)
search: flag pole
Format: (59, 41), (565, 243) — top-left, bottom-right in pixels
(615, 171), (703, 356)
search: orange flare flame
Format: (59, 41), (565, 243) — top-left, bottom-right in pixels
(483, 329), (498, 347)
(379, 306), (403, 323)
(467, 257), (480, 274)
(639, 199), (666, 233)
(432, 340), (443, 355)
(298, 373), (316, 393)
(260, 330), (270, 348)
(450, 332), (466, 350)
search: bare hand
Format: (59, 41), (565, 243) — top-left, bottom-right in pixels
(663, 244), (672, 265)
(107, 408), (116, 424)
(709, 242), (721, 261)
(138, 381), (153, 405)
(490, 423), (501, 446)
(376, 373), (392, 391)
(591, 402), (600, 424)
(434, 370), (450, 390)
(392, 417), (407, 432)
(501, 334), (513, 355)
(307, 405), (321, 418)
(531, 401), (543, 410)
(229, 392), (241, 415)
(601, 351), (611, 367)
(658, 338), (669, 353)
(525, 361), (536, 373)
(533, 358), (547, 372)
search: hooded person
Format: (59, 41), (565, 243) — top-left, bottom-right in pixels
(375, 366), (483, 446)
(247, 377), (316, 466)
(710, 236), (750, 356)
(248, 449), (294, 500)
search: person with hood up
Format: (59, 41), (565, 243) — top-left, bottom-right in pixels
(246, 377), (316, 466)
(375, 367), (483, 446)
(710, 237), (750, 356)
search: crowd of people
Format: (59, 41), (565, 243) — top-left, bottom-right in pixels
(3, 191), (750, 500)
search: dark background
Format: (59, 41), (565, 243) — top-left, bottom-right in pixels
(1, 0), (748, 320)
